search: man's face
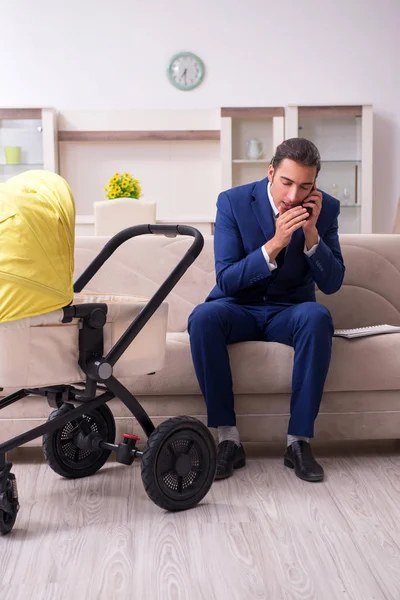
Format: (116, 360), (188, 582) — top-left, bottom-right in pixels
(268, 158), (317, 213)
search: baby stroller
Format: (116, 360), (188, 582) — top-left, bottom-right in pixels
(0, 171), (217, 535)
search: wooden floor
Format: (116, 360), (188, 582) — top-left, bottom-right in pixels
(1, 441), (400, 600)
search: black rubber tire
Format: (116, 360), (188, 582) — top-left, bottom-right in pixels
(42, 403), (116, 479)
(0, 509), (17, 535)
(141, 416), (217, 512)
(0, 474), (19, 535)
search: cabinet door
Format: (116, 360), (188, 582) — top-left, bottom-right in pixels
(0, 108), (58, 183)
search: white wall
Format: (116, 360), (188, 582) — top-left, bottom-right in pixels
(3, 0), (400, 231)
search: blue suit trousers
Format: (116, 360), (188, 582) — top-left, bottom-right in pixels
(188, 300), (334, 438)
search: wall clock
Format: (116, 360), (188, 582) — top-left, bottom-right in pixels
(167, 52), (205, 91)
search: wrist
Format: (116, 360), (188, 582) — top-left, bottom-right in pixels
(304, 227), (319, 250)
(264, 237), (282, 262)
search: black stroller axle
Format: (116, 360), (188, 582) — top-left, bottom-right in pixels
(74, 425), (143, 466)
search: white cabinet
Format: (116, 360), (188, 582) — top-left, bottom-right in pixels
(0, 108), (58, 183)
(285, 105), (373, 233)
(221, 107), (285, 191)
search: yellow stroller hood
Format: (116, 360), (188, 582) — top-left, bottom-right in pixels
(0, 170), (75, 323)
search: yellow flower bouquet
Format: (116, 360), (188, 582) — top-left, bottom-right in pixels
(104, 172), (142, 200)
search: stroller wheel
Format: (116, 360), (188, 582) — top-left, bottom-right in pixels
(0, 474), (19, 535)
(141, 416), (216, 512)
(43, 403), (116, 479)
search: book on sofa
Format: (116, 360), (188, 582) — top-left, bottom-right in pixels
(334, 324), (400, 339)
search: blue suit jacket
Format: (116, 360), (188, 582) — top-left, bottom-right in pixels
(206, 177), (345, 305)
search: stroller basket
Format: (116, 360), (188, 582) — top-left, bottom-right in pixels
(0, 224), (217, 535)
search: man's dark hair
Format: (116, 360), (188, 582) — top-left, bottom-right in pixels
(271, 138), (321, 175)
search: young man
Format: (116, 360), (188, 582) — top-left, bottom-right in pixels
(188, 138), (345, 482)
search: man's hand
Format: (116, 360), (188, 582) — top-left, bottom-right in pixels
(264, 205), (309, 261)
(302, 186), (322, 249)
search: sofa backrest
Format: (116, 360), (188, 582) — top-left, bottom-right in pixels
(74, 234), (400, 332)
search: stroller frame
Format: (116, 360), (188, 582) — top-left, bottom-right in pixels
(0, 224), (216, 534)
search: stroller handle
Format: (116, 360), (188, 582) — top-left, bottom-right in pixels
(73, 224), (204, 367)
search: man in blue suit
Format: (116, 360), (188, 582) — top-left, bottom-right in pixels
(188, 138), (345, 482)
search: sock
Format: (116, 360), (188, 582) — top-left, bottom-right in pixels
(218, 426), (241, 446)
(287, 434), (310, 447)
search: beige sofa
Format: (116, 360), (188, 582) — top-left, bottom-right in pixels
(2, 233), (400, 446)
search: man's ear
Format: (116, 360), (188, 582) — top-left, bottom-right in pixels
(267, 164), (274, 184)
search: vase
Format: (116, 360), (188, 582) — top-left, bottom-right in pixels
(4, 146), (21, 165)
(94, 198), (157, 236)
(246, 138), (263, 160)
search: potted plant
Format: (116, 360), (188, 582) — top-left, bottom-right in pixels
(104, 172), (141, 200)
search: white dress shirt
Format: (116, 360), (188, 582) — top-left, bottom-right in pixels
(261, 182), (319, 271)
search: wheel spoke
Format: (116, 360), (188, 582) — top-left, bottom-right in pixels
(62, 422), (81, 439)
(184, 440), (194, 455)
(160, 468), (175, 479)
(73, 447), (80, 462)
(177, 476), (183, 494)
(60, 436), (74, 445)
(167, 445), (177, 459)
(191, 465), (202, 474)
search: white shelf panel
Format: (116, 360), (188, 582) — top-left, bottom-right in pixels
(232, 159), (270, 164)
(0, 163), (43, 168)
(321, 160), (361, 164)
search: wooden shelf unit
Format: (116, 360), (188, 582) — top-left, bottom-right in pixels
(221, 107), (285, 190)
(285, 104), (373, 233)
(0, 107), (58, 178)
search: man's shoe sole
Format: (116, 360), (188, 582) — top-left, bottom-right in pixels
(284, 456), (324, 482)
(214, 457), (246, 481)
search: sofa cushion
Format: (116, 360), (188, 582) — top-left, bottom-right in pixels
(75, 234), (400, 333)
(325, 333), (400, 392)
(121, 331), (400, 396)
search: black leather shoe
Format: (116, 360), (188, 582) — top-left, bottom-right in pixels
(215, 441), (246, 480)
(284, 441), (324, 482)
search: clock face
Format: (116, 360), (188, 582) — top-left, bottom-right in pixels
(167, 52), (205, 91)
